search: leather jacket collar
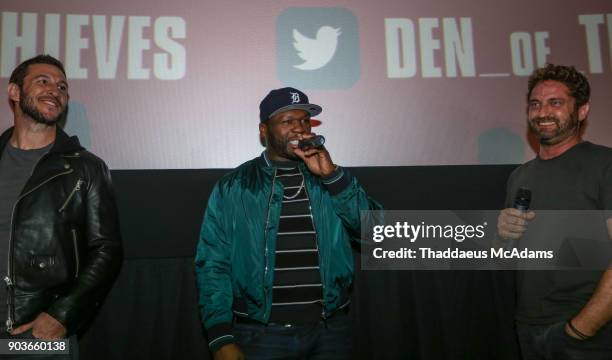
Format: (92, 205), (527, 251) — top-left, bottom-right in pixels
(0, 127), (85, 197)
(0, 126), (84, 158)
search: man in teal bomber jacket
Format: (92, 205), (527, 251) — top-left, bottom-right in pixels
(195, 87), (381, 360)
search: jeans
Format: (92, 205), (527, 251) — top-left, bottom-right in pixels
(233, 312), (353, 360)
(516, 320), (612, 360)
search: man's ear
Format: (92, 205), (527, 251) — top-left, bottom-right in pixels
(7, 83), (20, 103)
(259, 122), (268, 137)
(259, 123), (268, 147)
(7, 83), (20, 111)
(577, 102), (590, 122)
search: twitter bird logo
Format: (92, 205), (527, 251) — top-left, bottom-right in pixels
(277, 7), (359, 89)
(293, 26), (342, 71)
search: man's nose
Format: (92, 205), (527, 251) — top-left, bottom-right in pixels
(537, 103), (552, 118)
(45, 83), (59, 96)
(292, 119), (306, 133)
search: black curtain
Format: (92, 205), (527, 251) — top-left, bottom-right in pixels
(80, 165), (520, 360)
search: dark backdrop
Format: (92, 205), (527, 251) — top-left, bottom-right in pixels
(79, 165), (519, 360)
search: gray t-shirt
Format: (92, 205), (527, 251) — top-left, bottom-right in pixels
(0, 142), (51, 326)
(505, 141), (612, 324)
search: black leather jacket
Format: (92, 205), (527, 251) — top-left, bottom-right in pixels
(0, 127), (122, 335)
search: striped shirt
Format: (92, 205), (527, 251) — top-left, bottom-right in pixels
(270, 161), (323, 323)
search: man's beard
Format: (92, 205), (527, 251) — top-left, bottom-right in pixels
(266, 132), (299, 161)
(528, 110), (580, 146)
(19, 91), (67, 126)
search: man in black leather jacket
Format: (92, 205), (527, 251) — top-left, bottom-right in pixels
(0, 54), (122, 350)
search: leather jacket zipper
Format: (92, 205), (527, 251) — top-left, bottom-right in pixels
(71, 229), (80, 278)
(6, 164), (74, 332)
(59, 179), (84, 213)
(262, 168), (277, 319)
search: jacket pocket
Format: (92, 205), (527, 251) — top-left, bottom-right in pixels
(29, 254), (56, 272)
(58, 179), (84, 213)
(13, 289), (54, 326)
(71, 229), (80, 278)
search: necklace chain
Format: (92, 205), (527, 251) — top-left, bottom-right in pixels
(283, 177), (304, 200)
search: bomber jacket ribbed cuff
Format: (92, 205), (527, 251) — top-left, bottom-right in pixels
(207, 323), (235, 353)
(321, 166), (350, 195)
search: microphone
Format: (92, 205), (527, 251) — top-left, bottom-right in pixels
(514, 187), (531, 211)
(505, 187), (531, 251)
(298, 135), (325, 150)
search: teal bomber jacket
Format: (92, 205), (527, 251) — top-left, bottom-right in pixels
(195, 152), (382, 351)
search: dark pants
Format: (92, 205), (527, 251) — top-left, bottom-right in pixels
(516, 321), (612, 360)
(233, 312), (353, 360)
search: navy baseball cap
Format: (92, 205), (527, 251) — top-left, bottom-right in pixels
(259, 87), (322, 126)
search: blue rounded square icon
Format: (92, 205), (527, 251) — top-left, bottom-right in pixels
(277, 7), (360, 89)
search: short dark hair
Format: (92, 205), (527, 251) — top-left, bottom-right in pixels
(527, 64), (590, 108)
(9, 54), (66, 88)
